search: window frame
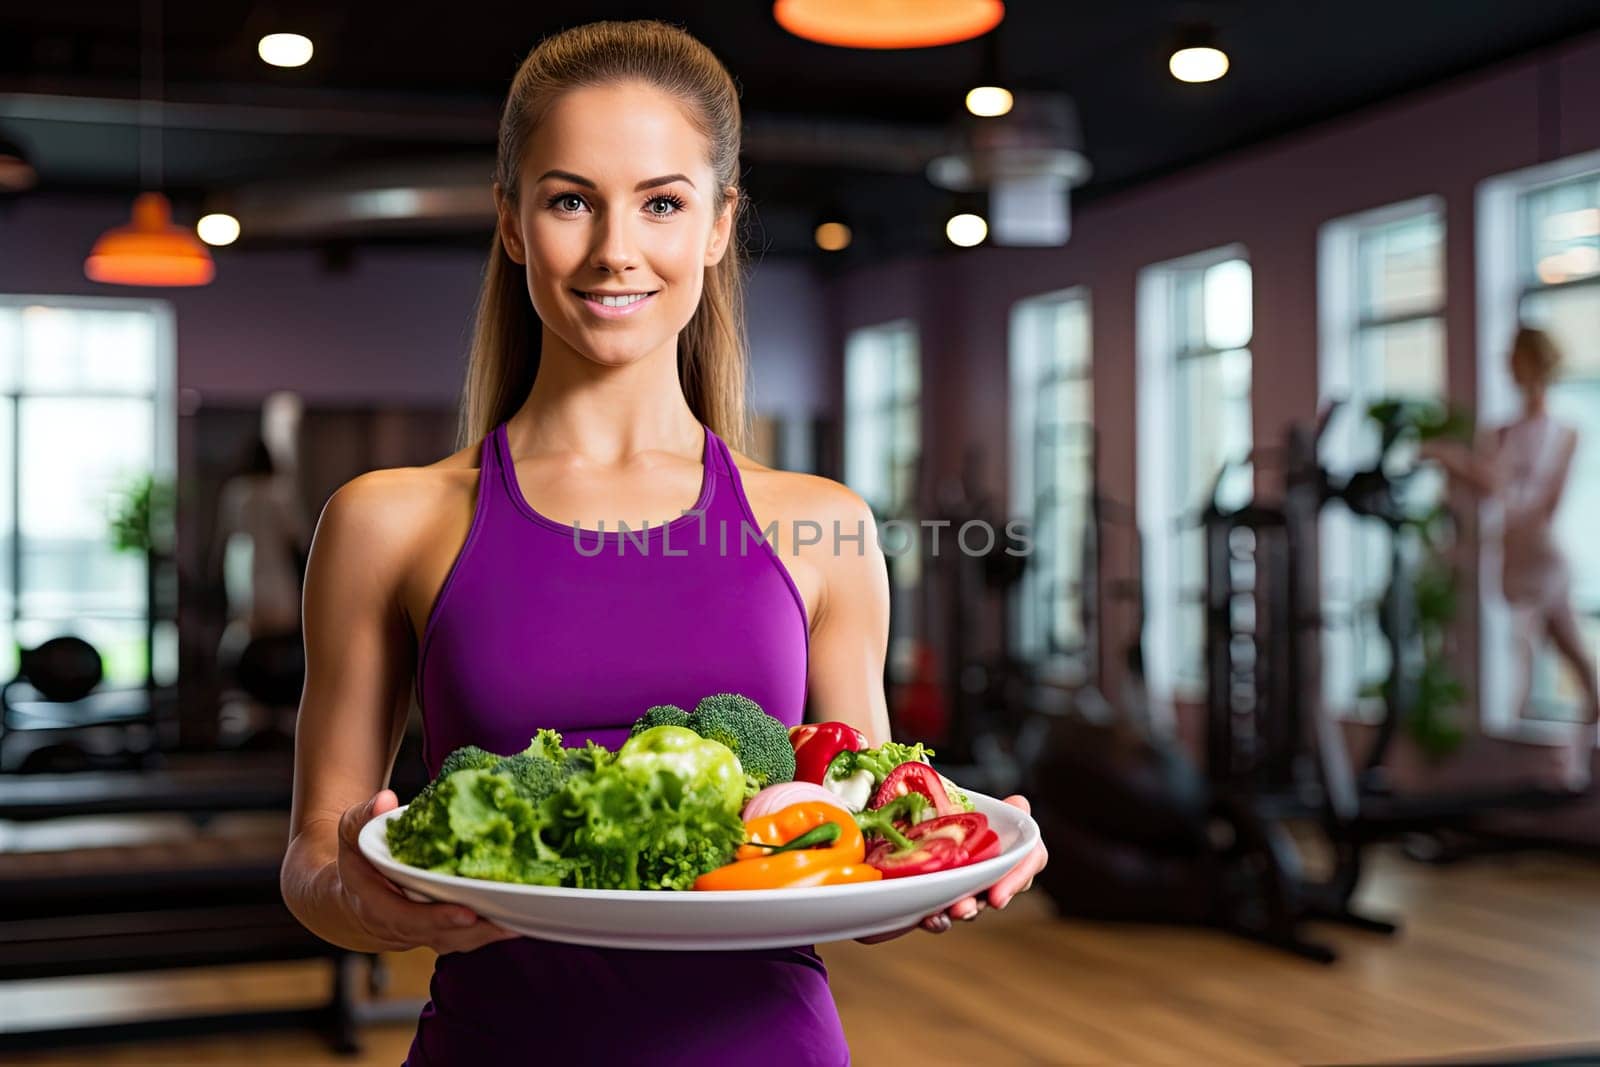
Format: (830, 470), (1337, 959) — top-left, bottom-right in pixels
(1316, 195), (1447, 724)
(0, 294), (177, 688)
(1136, 243), (1253, 729)
(1008, 286), (1092, 685)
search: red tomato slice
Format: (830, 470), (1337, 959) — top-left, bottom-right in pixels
(869, 761), (958, 817)
(865, 833), (967, 878)
(961, 827), (1001, 864)
(865, 812), (996, 877)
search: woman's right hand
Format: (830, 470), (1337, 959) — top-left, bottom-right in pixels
(334, 789), (520, 955)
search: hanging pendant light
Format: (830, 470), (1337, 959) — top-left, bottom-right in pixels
(85, 0), (214, 287)
(774, 0), (1003, 50)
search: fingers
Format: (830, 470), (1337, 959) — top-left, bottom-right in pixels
(337, 789), (397, 851)
(336, 790), (511, 953)
(1001, 793), (1032, 815)
(987, 844), (1048, 909)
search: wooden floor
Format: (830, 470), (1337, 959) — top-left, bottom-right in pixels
(5, 846), (1600, 1066)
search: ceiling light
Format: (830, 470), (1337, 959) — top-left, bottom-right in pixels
(85, 192), (216, 287)
(197, 212), (241, 246)
(965, 86), (1013, 117)
(774, 0), (1004, 49)
(946, 213), (987, 247)
(814, 221), (852, 251)
(1170, 46), (1228, 83)
(259, 33), (314, 68)
(1169, 24), (1228, 83)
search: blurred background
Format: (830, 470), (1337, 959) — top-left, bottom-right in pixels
(3, 1), (1600, 1064)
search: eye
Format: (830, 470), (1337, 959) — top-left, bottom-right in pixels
(546, 192), (587, 214)
(647, 194), (687, 217)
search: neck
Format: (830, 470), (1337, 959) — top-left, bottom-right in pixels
(1524, 391), (1547, 417)
(509, 327), (701, 461)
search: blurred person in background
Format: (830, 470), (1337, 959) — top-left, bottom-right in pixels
(1425, 326), (1600, 784)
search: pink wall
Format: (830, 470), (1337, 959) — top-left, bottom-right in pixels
(0, 195), (829, 414)
(827, 30), (1600, 811)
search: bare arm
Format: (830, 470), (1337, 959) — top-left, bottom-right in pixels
(1422, 432), (1502, 497)
(801, 485), (894, 748)
(279, 471), (511, 954)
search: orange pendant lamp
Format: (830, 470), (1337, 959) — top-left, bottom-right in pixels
(86, 191), (215, 287)
(774, 0), (1004, 49)
(85, 0), (215, 288)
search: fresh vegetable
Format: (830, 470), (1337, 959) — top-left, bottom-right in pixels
(687, 693), (797, 788)
(737, 801), (863, 861)
(387, 731), (746, 891)
(822, 766), (877, 812)
(616, 726), (745, 812)
(819, 740), (977, 814)
(853, 791), (933, 851)
(870, 761), (960, 817)
(628, 704), (691, 738)
(694, 857), (883, 890)
(741, 780), (851, 821)
(789, 721), (867, 784)
(937, 772), (975, 813)
(824, 740), (932, 786)
(694, 800), (880, 890)
(864, 812), (996, 879)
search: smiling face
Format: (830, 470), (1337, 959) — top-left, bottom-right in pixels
(495, 81), (736, 369)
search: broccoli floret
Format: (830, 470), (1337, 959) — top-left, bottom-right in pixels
(409, 744), (501, 807)
(439, 745), (500, 777)
(491, 752), (570, 804)
(688, 692), (796, 788)
(522, 729), (567, 763)
(629, 704), (691, 738)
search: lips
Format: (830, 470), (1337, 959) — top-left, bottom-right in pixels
(571, 288), (659, 318)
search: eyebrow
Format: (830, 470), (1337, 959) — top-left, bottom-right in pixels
(536, 170), (695, 192)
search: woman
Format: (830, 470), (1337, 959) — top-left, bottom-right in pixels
(1424, 327), (1600, 740)
(280, 21), (1048, 1066)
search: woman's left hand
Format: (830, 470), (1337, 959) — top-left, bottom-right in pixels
(855, 794), (1048, 943)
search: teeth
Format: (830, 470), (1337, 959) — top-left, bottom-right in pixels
(587, 292), (651, 307)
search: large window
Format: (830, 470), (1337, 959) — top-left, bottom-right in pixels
(1008, 289), (1092, 680)
(1137, 248), (1253, 713)
(1317, 199), (1447, 719)
(1478, 151), (1600, 735)
(844, 320), (921, 655)
(0, 297), (176, 688)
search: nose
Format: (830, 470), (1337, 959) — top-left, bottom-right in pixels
(589, 208), (640, 276)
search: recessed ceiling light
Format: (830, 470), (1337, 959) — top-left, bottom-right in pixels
(1170, 45), (1228, 83)
(965, 86), (1013, 117)
(197, 213), (240, 246)
(946, 213), (987, 247)
(259, 33), (313, 68)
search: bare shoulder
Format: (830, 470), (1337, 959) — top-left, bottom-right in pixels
(724, 448), (874, 541)
(311, 441), (483, 625)
(723, 447), (880, 630)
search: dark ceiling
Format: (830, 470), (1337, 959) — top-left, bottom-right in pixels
(3, 1), (1599, 262)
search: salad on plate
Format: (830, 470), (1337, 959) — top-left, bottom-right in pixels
(384, 692), (1004, 892)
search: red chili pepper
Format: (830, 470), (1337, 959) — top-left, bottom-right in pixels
(788, 722), (867, 784)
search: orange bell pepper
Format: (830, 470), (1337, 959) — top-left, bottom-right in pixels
(693, 801), (882, 891)
(737, 801), (865, 861)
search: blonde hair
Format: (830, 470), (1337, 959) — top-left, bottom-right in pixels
(458, 20), (752, 453)
(1512, 325), (1563, 385)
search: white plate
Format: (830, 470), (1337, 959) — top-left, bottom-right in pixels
(359, 789), (1039, 951)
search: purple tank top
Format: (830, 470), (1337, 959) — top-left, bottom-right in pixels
(404, 419), (848, 1067)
